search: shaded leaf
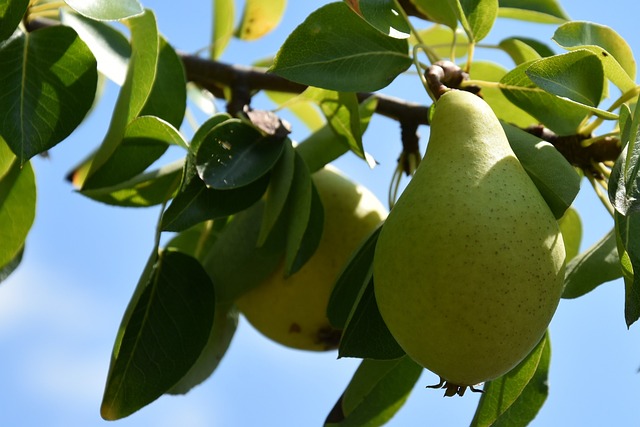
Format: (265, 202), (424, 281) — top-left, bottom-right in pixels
(339, 279), (405, 359)
(65, 0), (144, 21)
(196, 119), (285, 190)
(498, 0), (568, 23)
(190, 113), (233, 155)
(502, 123), (580, 218)
(0, 157), (35, 269)
(211, 0), (235, 59)
(270, 2), (411, 92)
(471, 333), (550, 427)
(161, 173), (269, 232)
(0, 0), (29, 42)
(0, 26), (98, 163)
(327, 226), (381, 329)
(325, 356), (422, 427)
(609, 102), (640, 216)
(563, 229), (621, 299)
(101, 250), (215, 420)
(558, 207), (582, 263)
(452, 0), (498, 43)
(526, 50), (604, 107)
(236, 0), (286, 40)
(409, 0), (458, 29)
(347, 0), (411, 39)
(614, 211), (640, 327)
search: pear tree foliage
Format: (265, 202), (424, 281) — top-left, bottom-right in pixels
(0, 0), (638, 425)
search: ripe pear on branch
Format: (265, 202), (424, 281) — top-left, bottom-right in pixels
(373, 89), (566, 396)
(237, 166), (387, 351)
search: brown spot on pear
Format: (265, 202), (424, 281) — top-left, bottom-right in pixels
(237, 166), (387, 351)
(373, 89), (565, 387)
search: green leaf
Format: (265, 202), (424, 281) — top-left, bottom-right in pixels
(347, 0), (411, 39)
(265, 90), (326, 131)
(0, 245), (23, 284)
(499, 61), (616, 135)
(168, 303), (238, 394)
(409, 0), (458, 29)
(609, 102), (640, 216)
(0, 26), (98, 163)
(201, 202), (285, 303)
(471, 333), (550, 427)
(161, 173), (269, 232)
(470, 61), (535, 128)
(0, 157), (35, 269)
(190, 113), (233, 155)
(614, 211), (640, 327)
(195, 119), (285, 190)
(325, 356), (422, 427)
(101, 250), (215, 420)
(526, 50), (604, 107)
(60, 10), (131, 85)
(236, 0), (286, 40)
(0, 0), (28, 42)
(499, 37), (543, 65)
(452, 0), (499, 43)
(558, 207), (582, 263)
(83, 9), (159, 186)
(211, 0), (235, 59)
(80, 159), (183, 207)
(553, 21), (636, 92)
(327, 226), (381, 329)
(83, 116), (187, 190)
(339, 278), (405, 359)
(502, 123), (580, 218)
(563, 229), (621, 299)
(412, 25), (469, 59)
(258, 140), (295, 246)
(270, 2), (411, 92)
(498, 0), (568, 23)
(64, 0), (143, 21)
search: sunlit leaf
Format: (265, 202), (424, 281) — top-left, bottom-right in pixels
(498, 0), (568, 23)
(558, 207), (582, 263)
(451, 0), (498, 43)
(409, 0), (458, 29)
(270, 2), (411, 92)
(0, 26), (97, 163)
(0, 0), (29, 42)
(211, 0), (235, 59)
(101, 250), (215, 420)
(236, 0), (286, 40)
(65, 0), (143, 21)
(325, 356), (422, 426)
(609, 102), (640, 216)
(411, 25), (469, 59)
(499, 37), (543, 65)
(346, 0), (411, 39)
(0, 246), (23, 284)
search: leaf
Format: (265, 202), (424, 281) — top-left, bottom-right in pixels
(609, 102), (640, 216)
(167, 303), (239, 394)
(614, 211), (640, 327)
(195, 119), (285, 190)
(0, 246), (23, 284)
(563, 229), (621, 299)
(265, 90), (325, 131)
(346, 0), (411, 39)
(0, 0), (28, 42)
(502, 123), (580, 218)
(161, 173), (269, 232)
(83, 9), (159, 186)
(190, 113), (233, 155)
(64, 0), (143, 21)
(412, 25), (469, 59)
(235, 0), (286, 40)
(201, 201), (285, 303)
(0, 157), (35, 269)
(526, 50), (604, 107)
(269, 2), (411, 92)
(327, 226), (381, 329)
(211, 0), (235, 59)
(471, 333), (550, 427)
(80, 159), (183, 207)
(558, 207), (582, 263)
(499, 61), (615, 136)
(82, 116), (187, 190)
(258, 140), (295, 246)
(553, 21), (636, 92)
(325, 356), (422, 427)
(498, 0), (568, 24)
(499, 37), (543, 65)
(409, 0), (458, 29)
(0, 26), (98, 163)
(339, 278), (405, 359)
(60, 10), (131, 85)
(452, 0), (499, 43)
(101, 250), (216, 420)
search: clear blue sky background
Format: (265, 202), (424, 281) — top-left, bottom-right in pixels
(2, 1), (639, 426)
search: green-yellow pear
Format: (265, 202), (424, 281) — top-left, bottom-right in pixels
(373, 89), (565, 394)
(237, 166), (387, 351)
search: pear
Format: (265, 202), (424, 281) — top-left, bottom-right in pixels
(237, 166), (387, 351)
(373, 89), (565, 394)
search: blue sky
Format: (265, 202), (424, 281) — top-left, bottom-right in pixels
(2, 1), (640, 426)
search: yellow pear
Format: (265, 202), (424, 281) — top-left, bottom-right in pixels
(237, 165), (387, 351)
(373, 89), (565, 394)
